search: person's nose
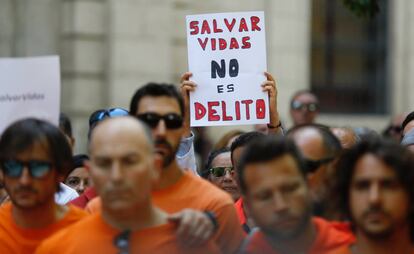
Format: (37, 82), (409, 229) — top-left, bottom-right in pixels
(223, 170), (233, 182)
(272, 192), (288, 213)
(110, 162), (123, 182)
(368, 183), (381, 205)
(154, 119), (167, 138)
(19, 168), (33, 186)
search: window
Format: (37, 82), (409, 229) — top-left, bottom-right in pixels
(311, 0), (388, 114)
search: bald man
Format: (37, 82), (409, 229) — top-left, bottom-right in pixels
(36, 117), (218, 254)
(287, 124), (342, 217)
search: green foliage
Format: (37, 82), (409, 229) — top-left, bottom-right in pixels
(343, 0), (380, 18)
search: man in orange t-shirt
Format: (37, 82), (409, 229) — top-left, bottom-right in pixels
(236, 136), (354, 254)
(332, 139), (414, 254)
(0, 119), (87, 254)
(37, 117), (219, 254)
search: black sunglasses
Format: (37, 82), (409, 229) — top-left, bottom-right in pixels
(291, 101), (319, 112)
(113, 230), (131, 254)
(89, 108), (129, 127)
(1, 160), (52, 179)
(136, 113), (183, 129)
(210, 167), (234, 177)
(304, 157), (334, 174)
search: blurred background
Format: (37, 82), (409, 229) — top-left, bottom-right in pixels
(1, 0), (413, 154)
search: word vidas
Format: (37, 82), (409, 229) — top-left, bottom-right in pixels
(194, 99), (266, 122)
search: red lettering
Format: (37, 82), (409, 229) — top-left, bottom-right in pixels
(208, 101), (220, 121)
(201, 20), (211, 34)
(242, 36), (251, 49)
(239, 18), (248, 32)
(241, 100), (253, 120)
(224, 18), (236, 32)
(219, 38), (227, 50)
(194, 102), (206, 120)
(235, 101), (241, 120)
(197, 38), (208, 51)
(229, 37), (239, 49)
(256, 99), (266, 119)
(211, 38), (216, 50)
(213, 19), (223, 33)
(221, 101), (233, 121)
(250, 16), (261, 31)
(189, 21), (199, 35)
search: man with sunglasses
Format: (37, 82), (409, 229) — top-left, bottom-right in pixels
(36, 117), (219, 254)
(87, 83), (245, 253)
(202, 148), (240, 202)
(289, 90), (320, 127)
(286, 124), (342, 217)
(0, 118), (87, 253)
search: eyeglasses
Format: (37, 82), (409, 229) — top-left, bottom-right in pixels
(89, 108), (129, 127)
(136, 113), (183, 129)
(303, 157), (334, 174)
(1, 160), (52, 179)
(210, 167), (234, 177)
(113, 230), (131, 254)
(387, 125), (402, 133)
(291, 101), (319, 112)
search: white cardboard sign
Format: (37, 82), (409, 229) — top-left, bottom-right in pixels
(186, 11), (268, 127)
(0, 56), (60, 134)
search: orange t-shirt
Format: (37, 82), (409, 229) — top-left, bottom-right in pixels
(87, 171), (245, 253)
(0, 203), (87, 254)
(242, 217), (355, 254)
(35, 212), (220, 254)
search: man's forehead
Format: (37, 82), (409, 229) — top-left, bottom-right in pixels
(245, 155), (303, 181)
(294, 93), (318, 103)
(353, 154), (399, 181)
(136, 96), (181, 115)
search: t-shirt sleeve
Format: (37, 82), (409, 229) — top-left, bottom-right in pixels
(213, 203), (245, 253)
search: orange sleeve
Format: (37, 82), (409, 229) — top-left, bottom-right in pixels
(214, 203), (245, 253)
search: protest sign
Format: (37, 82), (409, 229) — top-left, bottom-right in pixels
(186, 11), (268, 127)
(0, 56), (60, 134)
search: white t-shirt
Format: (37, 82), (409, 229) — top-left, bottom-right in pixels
(54, 183), (79, 205)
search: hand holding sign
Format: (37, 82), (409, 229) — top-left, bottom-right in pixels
(186, 11), (268, 127)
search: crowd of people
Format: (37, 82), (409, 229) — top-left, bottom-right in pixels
(0, 71), (414, 254)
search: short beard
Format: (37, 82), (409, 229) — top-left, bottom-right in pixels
(263, 204), (313, 241)
(155, 139), (178, 168)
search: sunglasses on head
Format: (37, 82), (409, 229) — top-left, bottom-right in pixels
(113, 230), (130, 254)
(136, 113), (183, 129)
(210, 166), (234, 177)
(303, 157), (334, 174)
(89, 108), (129, 127)
(291, 101), (319, 112)
(1, 160), (52, 179)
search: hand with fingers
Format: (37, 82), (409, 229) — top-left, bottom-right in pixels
(168, 209), (216, 247)
(261, 72), (282, 134)
(180, 72), (197, 137)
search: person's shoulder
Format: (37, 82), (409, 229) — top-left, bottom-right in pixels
(241, 229), (275, 254)
(182, 172), (234, 204)
(136, 223), (220, 254)
(36, 214), (100, 253)
(312, 217), (355, 252)
(66, 204), (89, 220)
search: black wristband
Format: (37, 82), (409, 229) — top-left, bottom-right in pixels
(203, 211), (219, 232)
(267, 121), (282, 129)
